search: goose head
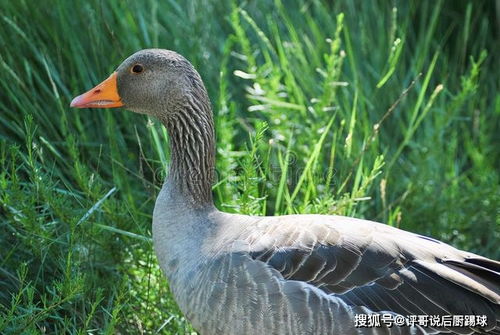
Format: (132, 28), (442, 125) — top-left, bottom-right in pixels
(71, 49), (215, 205)
(70, 49), (203, 119)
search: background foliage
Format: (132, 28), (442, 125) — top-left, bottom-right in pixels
(0, 0), (498, 333)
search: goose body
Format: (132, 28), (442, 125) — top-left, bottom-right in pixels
(71, 49), (500, 335)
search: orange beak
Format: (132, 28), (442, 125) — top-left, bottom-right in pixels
(70, 72), (124, 108)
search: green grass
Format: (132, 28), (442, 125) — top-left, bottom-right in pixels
(1, 0), (498, 333)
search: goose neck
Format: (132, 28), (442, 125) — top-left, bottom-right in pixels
(161, 96), (215, 206)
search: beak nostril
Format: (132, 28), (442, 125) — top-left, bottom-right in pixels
(94, 89), (102, 94)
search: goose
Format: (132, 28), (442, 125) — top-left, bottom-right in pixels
(71, 49), (499, 335)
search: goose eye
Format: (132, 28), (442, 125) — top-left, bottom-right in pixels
(131, 64), (144, 74)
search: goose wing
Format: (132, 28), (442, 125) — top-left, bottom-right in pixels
(208, 213), (500, 334)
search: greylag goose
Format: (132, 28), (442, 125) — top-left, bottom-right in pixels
(71, 49), (499, 335)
